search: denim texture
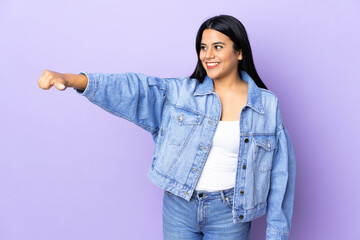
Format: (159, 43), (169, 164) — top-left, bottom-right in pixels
(163, 188), (251, 239)
(77, 70), (296, 239)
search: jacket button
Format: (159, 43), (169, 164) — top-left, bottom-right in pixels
(242, 165), (246, 169)
(244, 138), (249, 143)
(240, 190), (244, 194)
(199, 193), (203, 197)
(178, 114), (183, 121)
(239, 215), (244, 220)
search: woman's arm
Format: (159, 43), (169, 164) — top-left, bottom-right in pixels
(38, 69), (88, 91)
(38, 70), (168, 136)
(265, 100), (296, 240)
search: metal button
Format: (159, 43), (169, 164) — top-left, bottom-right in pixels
(244, 138), (249, 143)
(239, 215), (244, 219)
(240, 190), (244, 194)
(267, 140), (271, 148)
(208, 121), (216, 125)
(199, 193), (203, 197)
(242, 165), (246, 169)
(178, 114), (183, 121)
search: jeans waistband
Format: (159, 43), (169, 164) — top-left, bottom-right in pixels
(192, 187), (234, 201)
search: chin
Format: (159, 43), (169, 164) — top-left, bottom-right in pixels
(206, 72), (220, 80)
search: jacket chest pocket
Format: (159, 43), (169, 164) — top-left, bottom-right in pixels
(252, 135), (277, 172)
(167, 107), (204, 147)
(250, 134), (277, 205)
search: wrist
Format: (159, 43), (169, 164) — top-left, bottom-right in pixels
(65, 73), (87, 90)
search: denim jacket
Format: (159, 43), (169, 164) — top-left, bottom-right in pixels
(77, 70), (296, 240)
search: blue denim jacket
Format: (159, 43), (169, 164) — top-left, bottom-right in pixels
(77, 70), (296, 240)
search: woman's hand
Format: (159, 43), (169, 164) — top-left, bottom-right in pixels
(38, 70), (88, 91)
(38, 70), (68, 91)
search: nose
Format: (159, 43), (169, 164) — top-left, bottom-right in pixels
(205, 47), (214, 59)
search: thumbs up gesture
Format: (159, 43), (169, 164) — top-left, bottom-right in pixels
(38, 70), (87, 91)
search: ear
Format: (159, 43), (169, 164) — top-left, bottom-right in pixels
(237, 49), (243, 61)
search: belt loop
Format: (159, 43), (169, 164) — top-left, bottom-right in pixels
(193, 190), (198, 199)
(220, 190), (226, 203)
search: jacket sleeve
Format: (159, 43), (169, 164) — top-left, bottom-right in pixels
(265, 102), (296, 240)
(76, 72), (167, 135)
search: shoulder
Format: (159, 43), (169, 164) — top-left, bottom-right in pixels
(163, 76), (200, 102)
(259, 88), (280, 109)
(259, 88), (288, 132)
(165, 76), (197, 86)
(165, 76), (199, 92)
(260, 87), (278, 100)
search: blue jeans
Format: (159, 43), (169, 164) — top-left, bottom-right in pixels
(163, 188), (251, 239)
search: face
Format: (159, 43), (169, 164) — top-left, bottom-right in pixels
(199, 29), (242, 81)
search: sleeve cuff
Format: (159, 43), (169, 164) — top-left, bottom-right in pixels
(74, 71), (97, 99)
(266, 229), (290, 240)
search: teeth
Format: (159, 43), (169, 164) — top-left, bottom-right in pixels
(207, 63), (219, 66)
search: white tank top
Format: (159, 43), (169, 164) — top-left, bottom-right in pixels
(195, 120), (240, 191)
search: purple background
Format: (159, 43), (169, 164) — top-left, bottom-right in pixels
(0, 0), (359, 239)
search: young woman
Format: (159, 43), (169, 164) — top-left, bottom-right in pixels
(38, 15), (296, 240)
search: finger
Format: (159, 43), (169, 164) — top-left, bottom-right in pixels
(38, 74), (52, 90)
(37, 74), (45, 88)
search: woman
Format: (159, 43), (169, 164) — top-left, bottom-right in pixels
(38, 15), (295, 240)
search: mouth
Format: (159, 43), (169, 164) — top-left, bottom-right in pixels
(205, 62), (220, 69)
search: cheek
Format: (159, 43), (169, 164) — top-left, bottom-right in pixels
(199, 52), (205, 61)
(225, 54), (239, 67)
(199, 54), (207, 68)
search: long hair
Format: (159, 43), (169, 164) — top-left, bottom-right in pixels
(190, 15), (267, 89)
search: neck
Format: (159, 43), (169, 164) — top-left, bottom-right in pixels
(213, 73), (246, 92)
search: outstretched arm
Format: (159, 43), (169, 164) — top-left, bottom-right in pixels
(38, 70), (168, 136)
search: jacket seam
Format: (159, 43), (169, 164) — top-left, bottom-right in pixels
(275, 124), (285, 134)
(166, 102), (205, 117)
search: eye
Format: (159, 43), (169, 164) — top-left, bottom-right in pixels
(214, 45), (223, 50)
(200, 45), (207, 50)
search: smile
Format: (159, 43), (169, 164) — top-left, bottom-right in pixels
(206, 62), (220, 69)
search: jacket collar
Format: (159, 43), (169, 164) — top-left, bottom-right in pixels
(194, 70), (264, 114)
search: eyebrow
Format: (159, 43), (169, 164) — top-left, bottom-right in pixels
(200, 41), (226, 46)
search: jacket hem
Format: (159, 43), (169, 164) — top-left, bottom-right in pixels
(147, 167), (194, 201)
(232, 203), (267, 223)
(148, 168), (268, 223)
(266, 228), (290, 240)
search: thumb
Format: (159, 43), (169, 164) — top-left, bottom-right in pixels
(53, 81), (66, 91)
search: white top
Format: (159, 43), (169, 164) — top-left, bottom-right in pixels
(195, 120), (240, 191)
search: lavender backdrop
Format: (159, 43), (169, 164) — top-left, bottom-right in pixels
(0, 0), (359, 239)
